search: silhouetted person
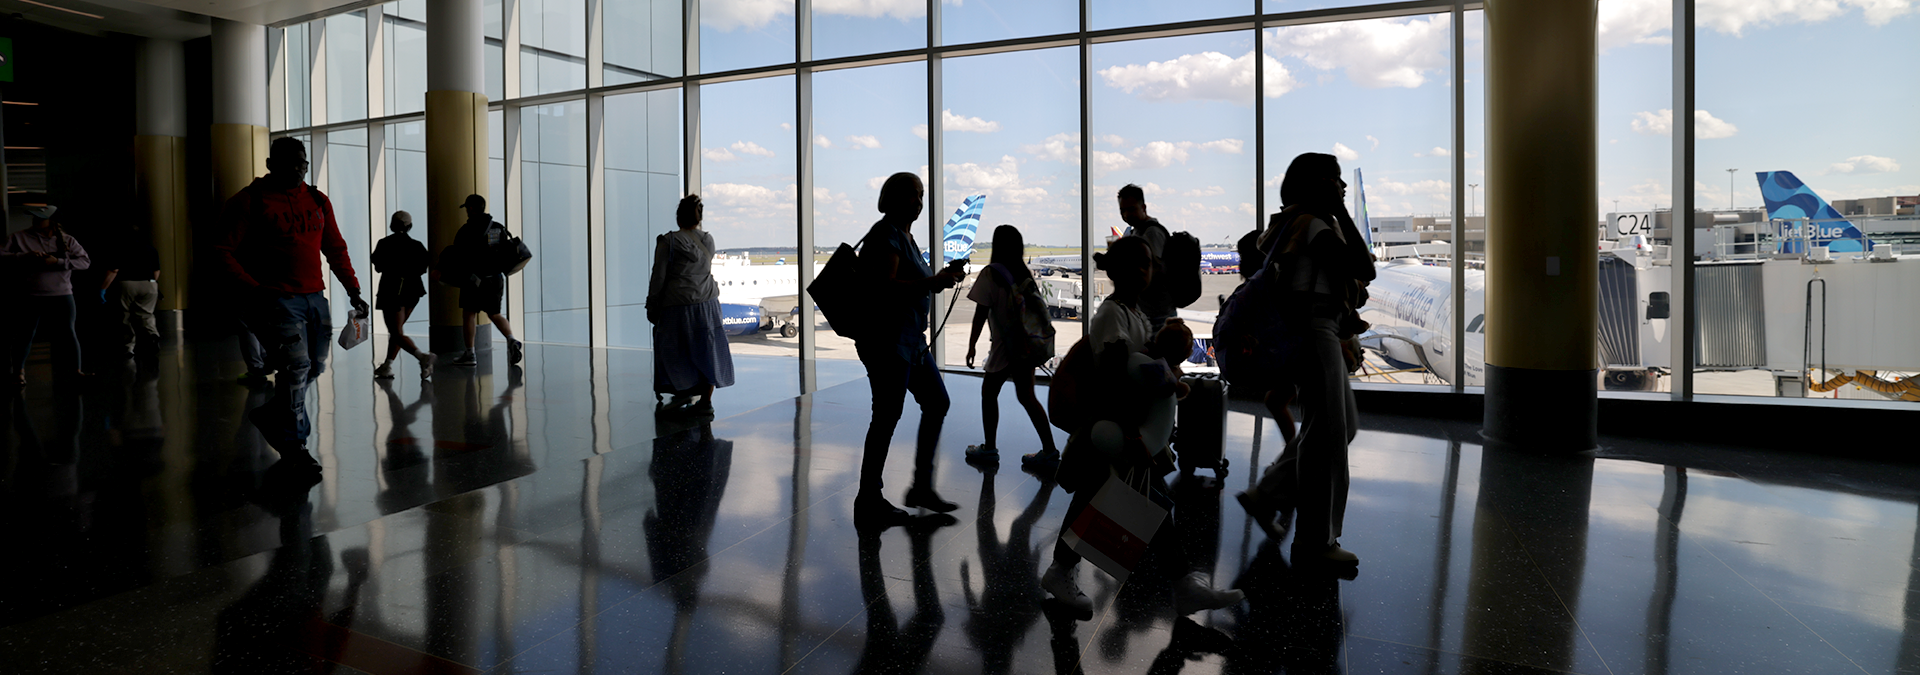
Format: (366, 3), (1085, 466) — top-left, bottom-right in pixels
(852, 172), (967, 529)
(447, 194), (522, 367)
(852, 518), (950, 675)
(211, 497), (331, 674)
(106, 227), (162, 360)
(1235, 152), (1375, 566)
(1118, 184), (1174, 329)
(211, 136), (367, 475)
(373, 378), (434, 515)
(371, 210), (434, 379)
(4, 205), (92, 385)
(963, 224), (1059, 470)
(647, 194), (734, 411)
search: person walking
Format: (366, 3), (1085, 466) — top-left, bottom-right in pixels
(1038, 236), (1242, 618)
(447, 194), (523, 367)
(371, 211), (434, 380)
(1117, 184), (1174, 330)
(961, 224), (1058, 469)
(108, 227), (163, 360)
(646, 194), (734, 411)
(852, 172), (967, 529)
(210, 136), (368, 475)
(3, 205), (92, 385)
(1234, 152), (1376, 566)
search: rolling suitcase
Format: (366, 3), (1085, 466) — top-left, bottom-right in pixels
(1175, 373), (1228, 477)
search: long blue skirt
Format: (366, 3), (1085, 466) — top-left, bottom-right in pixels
(655, 299), (737, 393)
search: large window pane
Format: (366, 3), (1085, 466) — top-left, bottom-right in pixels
(606, 0), (683, 83)
(521, 0), (587, 96)
(700, 76), (796, 358)
(326, 128), (372, 329)
(486, 0), (505, 100)
(326, 12), (369, 123)
(1691, 4), (1919, 401)
(944, 0), (1075, 45)
(699, 0), (794, 73)
(813, 64), (926, 360)
(1093, 32), (1257, 354)
(385, 120), (430, 338)
(1260, 14), (1452, 388)
(1592, 0), (1674, 395)
(521, 100), (591, 344)
(1262, 0), (1393, 16)
(811, 1), (923, 61)
(384, 0), (429, 116)
(606, 88), (685, 348)
(936, 48), (1081, 369)
(1094, 0), (1243, 32)
(285, 24), (311, 130)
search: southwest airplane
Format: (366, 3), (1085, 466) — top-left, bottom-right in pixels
(713, 195), (986, 336)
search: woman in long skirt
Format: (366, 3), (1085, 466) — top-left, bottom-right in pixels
(648, 195), (735, 411)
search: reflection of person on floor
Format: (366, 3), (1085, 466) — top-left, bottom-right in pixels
(646, 421), (734, 674)
(1222, 543), (1344, 675)
(961, 466), (1054, 675)
(2, 391), (89, 537)
(374, 378), (434, 515)
(853, 522), (949, 675)
(211, 498), (332, 674)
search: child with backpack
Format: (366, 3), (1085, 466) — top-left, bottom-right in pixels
(963, 225), (1059, 470)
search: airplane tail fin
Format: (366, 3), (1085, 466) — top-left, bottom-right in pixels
(1755, 171), (1869, 252)
(942, 194), (986, 264)
(1354, 167), (1374, 249)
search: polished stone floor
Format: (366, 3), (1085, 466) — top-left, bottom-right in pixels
(0, 335), (1916, 674)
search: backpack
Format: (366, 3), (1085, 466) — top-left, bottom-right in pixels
(1046, 337), (1097, 434)
(1236, 217), (1276, 279)
(989, 263), (1056, 367)
(1161, 231), (1203, 308)
(1213, 219), (1299, 393)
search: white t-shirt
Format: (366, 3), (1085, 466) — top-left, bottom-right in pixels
(967, 264), (1023, 372)
(1087, 299), (1152, 358)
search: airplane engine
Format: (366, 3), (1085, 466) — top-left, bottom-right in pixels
(719, 303), (765, 337)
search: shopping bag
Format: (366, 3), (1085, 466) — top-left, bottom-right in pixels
(1061, 469), (1167, 583)
(337, 309), (371, 350)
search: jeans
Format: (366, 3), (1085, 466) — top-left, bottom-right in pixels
(10, 294), (82, 375)
(1252, 318), (1357, 551)
(857, 342), (949, 496)
(115, 280), (160, 354)
(246, 292), (333, 451)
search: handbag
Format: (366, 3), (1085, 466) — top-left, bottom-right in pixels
(1060, 467), (1168, 583)
(493, 231), (533, 276)
(805, 241), (872, 342)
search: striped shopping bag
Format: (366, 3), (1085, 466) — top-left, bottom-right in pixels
(1060, 468), (1168, 583)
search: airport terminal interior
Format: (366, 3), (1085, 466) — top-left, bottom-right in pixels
(2, 0), (1918, 673)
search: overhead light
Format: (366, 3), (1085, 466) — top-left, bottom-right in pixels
(2, 101), (39, 106)
(3, 146), (43, 150)
(18, 0), (104, 19)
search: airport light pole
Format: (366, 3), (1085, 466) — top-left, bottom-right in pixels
(1468, 183), (1479, 216)
(1726, 168), (1737, 209)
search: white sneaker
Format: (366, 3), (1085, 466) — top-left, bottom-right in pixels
(374, 363), (394, 379)
(1041, 563), (1092, 614)
(1173, 572), (1244, 615)
(416, 352), (436, 378)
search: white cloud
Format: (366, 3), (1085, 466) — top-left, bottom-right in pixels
(702, 0), (793, 31)
(1371, 178), (1451, 196)
(867, 176), (889, 190)
(1098, 134), (1127, 147)
(704, 182), (796, 211)
(1092, 150), (1133, 174)
(815, 135), (832, 148)
(1133, 141), (1191, 168)
(1098, 51), (1299, 105)
(1630, 109), (1739, 139)
(1196, 139), (1245, 155)
(1829, 155), (1901, 175)
(946, 156), (1052, 205)
(779, 122), (793, 131)
(943, 109), (1000, 133)
(1021, 132), (1080, 165)
(1595, 0), (1917, 51)
(1331, 142), (1359, 161)
(1366, 135), (1380, 151)
(1267, 15), (1449, 89)
(1184, 186), (1226, 197)
(846, 135), (883, 149)
(730, 140), (776, 158)
(1414, 146), (1450, 158)
(809, 0), (934, 21)
(702, 147), (736, 162)
(1609, 139), (1620, 145)
(912, 124), (928, 140)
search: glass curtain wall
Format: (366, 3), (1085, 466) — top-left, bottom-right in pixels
(520, 100), (591, 344)
(384, 0), (429, 116)
(522, 0), (587, 95)
(605, 0), (683, 82)
(325, 128), (373, 328)
(385, 120), (430, 338)
(283, 24), (311, 130)
(325, 11), (368, 123)
(698, 76), (796, 356)
(699, 0), (793, 73)
(605, 89), (685, 348)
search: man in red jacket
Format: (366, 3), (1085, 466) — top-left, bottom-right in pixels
(212, 137), (368, 474)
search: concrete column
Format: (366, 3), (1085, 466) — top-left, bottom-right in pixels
(136, 38), (190, 318)
(1482, 0), (1600, 450)
(426, 0), (490, 353)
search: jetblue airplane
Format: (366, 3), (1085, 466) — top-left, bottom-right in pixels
(1756, 170), (1872, 253)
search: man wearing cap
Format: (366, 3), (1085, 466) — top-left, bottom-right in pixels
(448, 194), (523, 367)
(211, 136), (368, 473)
(3, 204), (92, 385)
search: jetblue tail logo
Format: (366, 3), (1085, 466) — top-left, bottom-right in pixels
(1354, 167), (1374, 249)
(942, 194), (986, 263)
(1756, 171), (1870, 253)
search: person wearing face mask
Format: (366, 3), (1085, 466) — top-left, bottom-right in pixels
(3, 205), (92, 385)
(1234, 152), (1377, 567)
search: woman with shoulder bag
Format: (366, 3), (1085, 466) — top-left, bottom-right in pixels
(646, 195), (735, 412)
(1234, 152), (1377, 567)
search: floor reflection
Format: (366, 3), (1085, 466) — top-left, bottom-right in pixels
(1, 337), (1917, 675)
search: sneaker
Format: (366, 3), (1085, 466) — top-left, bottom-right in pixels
(1235, 490), (1285, 541)
(964, 444), (999, 465)
(507, 338), (524, 365)
(902, 486), (959, 513)
(416, 353), (436, 378)
(374, 363), (395, 379)
(1020, 449), (1061, 473)
(1041, 563), (1093, 615)
(1172, 572), (1244, 615)
(452, 350), (477, 367)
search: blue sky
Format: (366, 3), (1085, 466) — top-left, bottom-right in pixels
(691, 0), (1918, 252)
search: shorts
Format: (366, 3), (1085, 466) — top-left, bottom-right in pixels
(375, 293), (421, 312)
(460, 275), (504, 315)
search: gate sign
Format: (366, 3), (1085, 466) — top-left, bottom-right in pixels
(1612, 212), (1655, 238)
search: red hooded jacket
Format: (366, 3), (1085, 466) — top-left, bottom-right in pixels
(212, 177), (360, 295)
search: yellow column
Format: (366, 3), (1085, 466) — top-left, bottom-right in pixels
(1483, 0), (1600, 450)
(133, 136), (192, 311)
(425, 90), (490, 352)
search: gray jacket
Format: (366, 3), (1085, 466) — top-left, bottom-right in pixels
(647, 229), (719, 308)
